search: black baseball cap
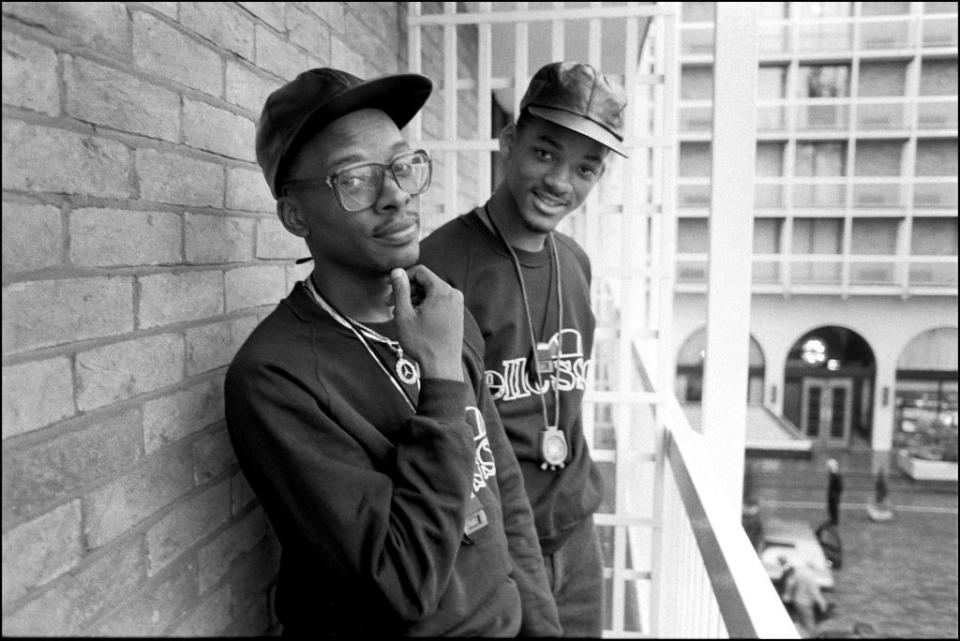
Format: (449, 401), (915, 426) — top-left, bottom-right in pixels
(255, 68), (433, 198)
(520, 61), (628, 158)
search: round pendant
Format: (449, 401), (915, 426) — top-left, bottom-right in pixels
(395, 357), (420, 385)
(540, 428), (568, 469)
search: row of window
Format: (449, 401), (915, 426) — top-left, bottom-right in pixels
(679, 140), (959, 178)
(677, 216), (959, 256)
(682, 60), (958, 101)
(682, 2), (958, 23)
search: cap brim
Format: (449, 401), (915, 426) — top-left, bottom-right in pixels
(527, 105), (628, 158)
(276, 74), (433, 195)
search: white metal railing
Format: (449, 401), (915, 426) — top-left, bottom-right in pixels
(654, 391), (799, 638)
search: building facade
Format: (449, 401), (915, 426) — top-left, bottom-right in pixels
(672, 1), (958, 455)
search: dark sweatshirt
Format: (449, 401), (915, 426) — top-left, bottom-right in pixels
(224, 282), (561, 637)
(420, 208), (604, 555)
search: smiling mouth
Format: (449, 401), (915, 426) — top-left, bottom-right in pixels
(533, 190), (569, 210)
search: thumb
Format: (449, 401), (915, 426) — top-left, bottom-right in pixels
(390, 268), (414, 317)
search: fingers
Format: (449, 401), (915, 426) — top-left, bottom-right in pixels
(390, 268), (413, 316)
(404, 264), (439, 295)
(405, 265), (461, 305)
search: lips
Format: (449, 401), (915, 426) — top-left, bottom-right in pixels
(374, 218), (418, 243)
(532, 189), (570, 212)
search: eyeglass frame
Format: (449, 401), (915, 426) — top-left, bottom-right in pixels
(280, 148), (432, 213)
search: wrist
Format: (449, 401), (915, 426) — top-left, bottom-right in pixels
(419, 356), (464, 382)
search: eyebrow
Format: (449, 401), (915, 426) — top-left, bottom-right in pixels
(535, 134), (605, 163)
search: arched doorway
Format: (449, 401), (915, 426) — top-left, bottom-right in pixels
(782, 326), (876, 446)
(675, 327), (766, 404)
(894, 327), (958, 460)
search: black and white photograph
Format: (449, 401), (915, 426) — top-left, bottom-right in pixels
(2, 2), (957, 638)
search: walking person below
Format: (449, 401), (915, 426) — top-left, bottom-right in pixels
(826, 458), (843, 526)
(779, 557), (831, 638)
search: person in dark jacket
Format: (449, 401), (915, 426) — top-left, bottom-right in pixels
(826, 458), (843, 525)
(225, 67), (562, 637)
(420, 61), (628, 637)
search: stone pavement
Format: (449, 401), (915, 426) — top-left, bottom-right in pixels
(749, 447), (958, 639)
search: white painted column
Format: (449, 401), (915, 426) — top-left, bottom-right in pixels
(872, 360), (897, 452)
(701, 3), (759, 519)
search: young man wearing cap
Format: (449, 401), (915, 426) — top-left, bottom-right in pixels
(225, 67), (561, 637)
(420, 61), (628, 636)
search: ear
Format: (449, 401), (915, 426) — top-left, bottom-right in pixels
(277, 195), (310, 238)
(498, 123), (518, 157)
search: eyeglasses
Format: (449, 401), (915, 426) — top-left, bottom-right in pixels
(282, 149), (432, 212)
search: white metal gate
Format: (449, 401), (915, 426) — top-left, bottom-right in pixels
(406, 2), (679, 636)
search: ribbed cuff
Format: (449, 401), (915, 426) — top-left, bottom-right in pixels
(417, 378), (467, 421)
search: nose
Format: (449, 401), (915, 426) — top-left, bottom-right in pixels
(543, 164), (573, 196)
(374, 170), (412, 215)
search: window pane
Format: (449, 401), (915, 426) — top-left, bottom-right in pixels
(858, 62), (907, 97)
(681, 66), (713, 100)
(677, 218), (709, 253)
(912, 218), (959, 255)
(796, 142), (847, 176)
(754, 218), (782, 253)
(758, 66), (787, 99)
(916, 140), (958, 176)
(855, 141), (902, 176)
(792, 218), (844, 253)
(679, 142), (711, 177)
(797, 65), (850, 98)
(851, 218), (899, 254)
(920, 60), (959, 96)
(756, 143), (784, 176)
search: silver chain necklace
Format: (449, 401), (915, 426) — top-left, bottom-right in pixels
(304, 275), (419, 412)
(483, 205), (568, 471)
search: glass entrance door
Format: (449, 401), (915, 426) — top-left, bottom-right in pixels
(801, 377), (853, 444)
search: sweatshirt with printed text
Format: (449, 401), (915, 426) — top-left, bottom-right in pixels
(421, 208), (605, 555)
(224, 282), (561, 636)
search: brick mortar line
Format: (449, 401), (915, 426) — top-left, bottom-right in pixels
(1, 306), (267, 367)
(2, 7), (272, 116)
(2, 189), (276, 218)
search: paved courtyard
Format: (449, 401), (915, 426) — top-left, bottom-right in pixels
(751, 450), (958, 638)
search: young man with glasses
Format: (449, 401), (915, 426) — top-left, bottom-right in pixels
(420, 62), (628, 636)
(225, 68), (561, 637)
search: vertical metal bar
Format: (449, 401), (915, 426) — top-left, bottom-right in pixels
(605, 4), (627, 629)
(701, 2), (758, 518)
(901, 1), (924, 294)
(443, 2), (458, 221)
(650, 5), (679, 636)
(843, 2), (863, 296)
(478, 2), (492, 197)
(621, 15), (647, 634)
(612, 524), (627, 633)
(551, 1), (565, 62)
(407, 2), (423, 142)
(513, 2), (529, 117)
(657, 4), (680, 397)
(784, 5), (799, 296)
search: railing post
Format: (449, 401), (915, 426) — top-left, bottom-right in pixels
(701, 2), (758, 519)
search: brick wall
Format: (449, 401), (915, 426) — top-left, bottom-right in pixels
(1, 2), (433, 635)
